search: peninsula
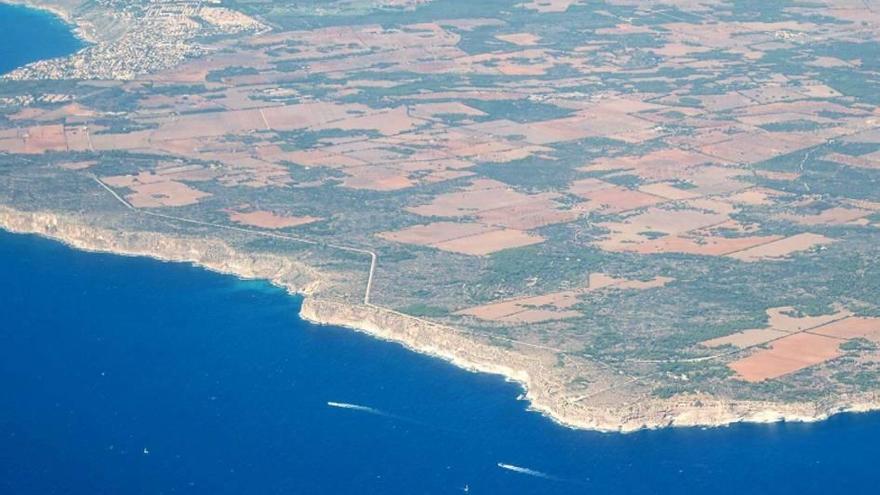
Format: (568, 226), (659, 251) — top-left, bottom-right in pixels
(2, 0), (880, 432)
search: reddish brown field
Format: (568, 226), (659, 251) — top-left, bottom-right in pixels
(495, 61), (552, 76)
(384, 222), (544, 256)
(64, 126), (92, 152)
(103, 172), (211, 208)
(126, 181), (211, 208)
(703, 307), (854, 350)
(638, 182), (701, 200)
(469, 117), (599, 144)
(723, 188), (782, 206)
(316, 106), (424, 136)
(567, 178), (668, 213)
(341, 166), (415, 191)
(471, 145), (551, 164)
(811, 317), (880, 341)
(475, 200), (583, 230)
(582, 148), (715, 181)
(822, 152), (880, 170)
(765, 307), (849, 333)
(393, 178), (584, 242)
(591, 198), (785, 256)
(151, 108), (266, 141)
(431, 228), (544, 255)
(682, 166), (751, 196)
(567, 178), (614, 196)
(620, 207), (728, 234)
(726, 233), (834, 261)
(495, 33), (542, 46)
(8, 108), (44, 121)
(602, 234), (780, 256)
(155, 164), (217, 182)
(697, 92), (756, 112)
(457, 286), (588, 321)
(457, 299), (537, 321)
(499, 308), (582, 323)
(378, 222), (493, 246)
(754, 170), (801, 181)
(261, 102), (368, 131)
(779, 207), (872, 226)
(419, 169), (475, 184)
(281, 149), (367, 168)
(581, 186), (665, 213)
(455, 274), (670, 323)
(703, 328), (790, 349)
(24, 124), (67, 153)
(700, 131), (823, 164)
(89, 130), (152, 151)
(729, 332), (844, 382)
(743, 100), (864, 118)
(407, 179), (560, 218)
(229, 210), (320, 229)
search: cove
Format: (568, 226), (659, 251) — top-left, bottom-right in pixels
(0, 2), (81, 75)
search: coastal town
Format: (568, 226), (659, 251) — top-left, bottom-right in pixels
(5, 0), (267, 80)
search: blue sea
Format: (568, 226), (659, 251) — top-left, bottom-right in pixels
(5, 226), (880, 494)
(0, 3), (81, 75)
(3, 6), (880, 495)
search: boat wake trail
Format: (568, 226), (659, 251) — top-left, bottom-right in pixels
(326, 401), (428, 426)
(326, 401), (385, 415)
(325, 401), (463, 434)
(497, 463), (563, 482)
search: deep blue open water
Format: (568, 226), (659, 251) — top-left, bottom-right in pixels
(4, 226), (880, 494)
(3, 5), (880, 494)
(0, 3), (81, 75)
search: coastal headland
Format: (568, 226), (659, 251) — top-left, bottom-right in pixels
(3, 0), (880, 432)
(3, 206), (878, 432)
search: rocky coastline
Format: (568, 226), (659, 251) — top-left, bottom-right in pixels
(2, 205), (878, 433)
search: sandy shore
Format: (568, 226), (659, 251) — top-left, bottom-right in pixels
(2, 205), (879, 433)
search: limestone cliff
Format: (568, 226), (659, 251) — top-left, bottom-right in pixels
(0, 206), (323, 297)
(3, 205), (879, 433)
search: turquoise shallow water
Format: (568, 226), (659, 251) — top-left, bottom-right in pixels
(0, 3), (81, 75)
(3, 5), (880, 494)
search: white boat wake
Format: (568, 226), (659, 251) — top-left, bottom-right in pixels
(326, 401), (457, 433)
(326, 401), (385, 415)
(497, 463), (560, 481)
